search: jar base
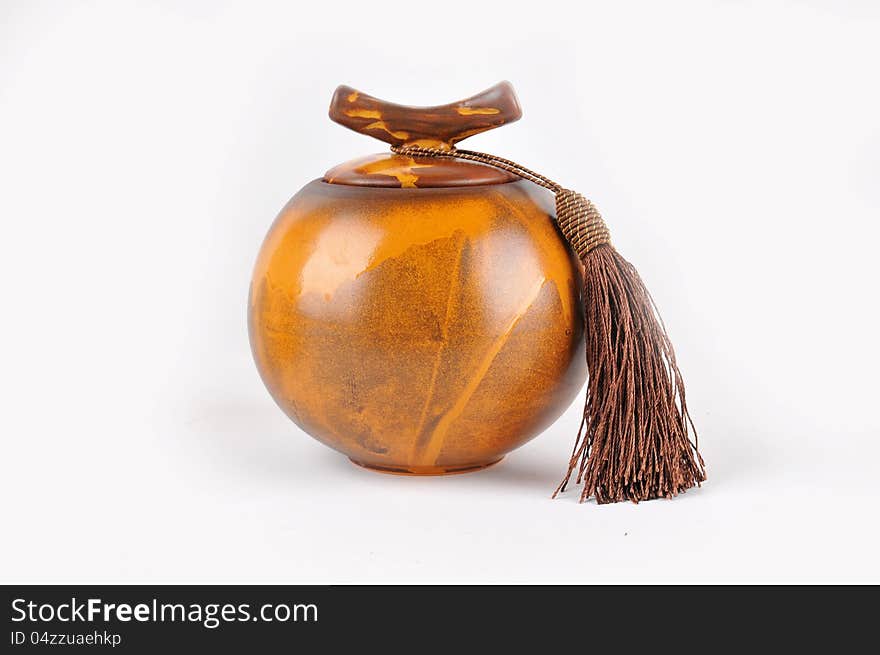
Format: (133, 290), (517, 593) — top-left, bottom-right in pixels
(348, 457), (504, 476)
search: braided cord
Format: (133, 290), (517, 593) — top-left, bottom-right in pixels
(391, 145), (611, 258)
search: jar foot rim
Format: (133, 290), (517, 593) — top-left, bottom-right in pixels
(348, 457), (504, 476)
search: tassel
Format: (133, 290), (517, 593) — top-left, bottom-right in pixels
(552, 191), (705, 503)
(391, 146), (706, 503)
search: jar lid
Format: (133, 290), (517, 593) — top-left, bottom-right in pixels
(323, 82), (522, 188)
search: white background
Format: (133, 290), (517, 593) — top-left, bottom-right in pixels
(2, 0), (878, 583)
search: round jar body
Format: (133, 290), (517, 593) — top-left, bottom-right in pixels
(249, 179), (585, 474)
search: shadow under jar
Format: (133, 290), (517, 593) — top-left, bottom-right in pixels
(248, 82), (586, 474)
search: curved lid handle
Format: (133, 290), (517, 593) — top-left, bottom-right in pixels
(328, 81), (522, 150)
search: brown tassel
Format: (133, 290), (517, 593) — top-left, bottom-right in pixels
(391, 145), (706, 503)
(550, 190), (705, 503)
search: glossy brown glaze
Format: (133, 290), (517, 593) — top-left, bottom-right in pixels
(329, 81), (521, 150)
(249, 180), (586, 474)
(324, 153), (518, 188)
